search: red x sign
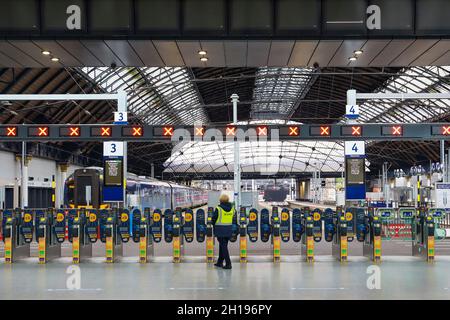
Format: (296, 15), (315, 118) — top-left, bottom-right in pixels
(351, 126), (361, 136)
(163, 126), (174, 136)
(6, 127), (16, 136)
(257, 126), (267, 136)
(288, 126), (299, 136)
(69, 127), (80, 137)
(442, 126), (450, 135)
(132, 127), (143, 136)
(226, 126), (236, 136)
(38, 127), (48, 136)
(101, 127), (111, 136)
(195, 127), (204, 136)
(320, 126), (330, 136)
(392, 126), (402, 135)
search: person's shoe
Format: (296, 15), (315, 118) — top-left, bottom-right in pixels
(214, 263), (223, 268)
(223, 264), (232, 270)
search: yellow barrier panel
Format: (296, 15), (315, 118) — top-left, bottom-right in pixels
(240, 236), (247, 263)
(173, 237), (181, 263)
(306, 237), (314, 262)
(340, 236), (348, 262)
(273, 236), (280, 262)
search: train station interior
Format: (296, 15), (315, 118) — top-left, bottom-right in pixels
(0, 0), (450, 301)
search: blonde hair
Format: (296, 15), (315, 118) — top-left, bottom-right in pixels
(219, 194), (229, 203)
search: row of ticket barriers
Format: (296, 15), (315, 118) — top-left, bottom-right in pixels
(0, 206), (446, 264)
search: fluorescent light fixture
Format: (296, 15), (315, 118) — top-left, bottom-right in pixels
(42, 50), (51, 55)
(354, 50), (363, 55)
(198, 50), (207, 55)
(200, 57), (208, 62)
(349, 56), (357, 61)
(51, 57), (60, 62)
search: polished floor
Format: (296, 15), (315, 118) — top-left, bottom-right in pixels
(1, 255), (450, 300)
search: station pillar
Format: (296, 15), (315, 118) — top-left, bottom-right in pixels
(56, 163), (69, 208)
(15, 153), (31, 209)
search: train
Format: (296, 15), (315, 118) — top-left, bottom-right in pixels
(64, 167), (208, 210)
(263, 185), (289, 202)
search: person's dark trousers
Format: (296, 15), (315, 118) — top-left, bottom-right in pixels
(217, 237), (231, 266)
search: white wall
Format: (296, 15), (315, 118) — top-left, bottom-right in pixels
(0, 150), (82, 207)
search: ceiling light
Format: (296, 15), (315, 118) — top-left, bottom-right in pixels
(348, 56), (357, 62)
(200, 57), (208, 62)
(42, 50), (51, 55)
(51, 57), (60, 62)
(354, 50), (363, 55)
(198, 50), (207, 55)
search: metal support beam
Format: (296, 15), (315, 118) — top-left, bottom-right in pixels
(231, 93), (240, 212)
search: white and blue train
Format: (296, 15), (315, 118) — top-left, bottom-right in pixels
(64, 167), (207, 210)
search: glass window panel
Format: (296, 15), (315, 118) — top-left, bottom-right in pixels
(230, 0), (272, 33)
(0, 0), (38, 31)
(184, 0), (225, 33)
(42, 0), (85, 31)
(135, 0), (179, 32)
(276, 0), (320, 32)
(323, 0), (367, 34)
(89, 0), (131, 31)
(369, 0), (413, 33)
(417, 0), (450, 33)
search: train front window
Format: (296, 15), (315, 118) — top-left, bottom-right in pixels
(76, 176), (93, 206)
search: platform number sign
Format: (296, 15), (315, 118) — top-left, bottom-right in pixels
(114, 112), (128, 124)
(103, 141), (124, 157)
(345, 141), (365, 157)
(346, 105), (360, 119)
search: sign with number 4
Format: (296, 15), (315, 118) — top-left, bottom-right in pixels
(345, 105), (360, 119)
(345, 141), (365, 156)
(103, 141), (124, 157)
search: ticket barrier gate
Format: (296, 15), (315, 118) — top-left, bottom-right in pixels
(429, 208), (447, 241)
(301, 208), (322, 262)
(239, 207), (248, 263)
(102, 209), (128, 263)
(131, 208), (153, 263)
(412, 207), (435, 262)
(2, 209), (32, 263)
(35, 209), (62, 264)
(332, 207), (349, 262)
(397, 207), (415, 240)
(206, 207), (214, 263)
(69, 209), (98, 263)
(172, 208), (184, 263)
(363, 208), (387, 262)
(271, 207), (281, 262)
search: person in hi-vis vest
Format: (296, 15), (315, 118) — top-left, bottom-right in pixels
(212, 194), (235, 269)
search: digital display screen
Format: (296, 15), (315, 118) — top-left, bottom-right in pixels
(432, 125), (450, 136)
(28, 126), (49, 137)
(310, 126), (330, 136)
(104, 159), (123, 186)
(341, 125), (362, 136)
(91, 126), (112, 137)
(153, 126), (174, 137)
(122, 126), (143, 137)
(59, 126), (80, 137)
(0, 127), (17, 137)
(346, 158), (364, 184)
(381, 125), (403, 136)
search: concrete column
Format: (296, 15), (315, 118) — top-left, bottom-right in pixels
(13, 155), (20, 208)
(56, 163), (69, 208)
(19, 155), (31, 209)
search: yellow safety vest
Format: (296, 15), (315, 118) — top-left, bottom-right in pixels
(216, 206), (234, 226)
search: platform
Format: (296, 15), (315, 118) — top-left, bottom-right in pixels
(1, 256), (450, 300)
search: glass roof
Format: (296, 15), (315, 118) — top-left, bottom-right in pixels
(358, 66), (450, 123)
(164, 140), (346, 174)
(80, 67), (208, 125)
(251, 67), (314, 119)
